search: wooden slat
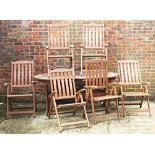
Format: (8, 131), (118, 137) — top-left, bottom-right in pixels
(68, 71), (73, 96)
(92, 26), (95, 47)
(29, 63), (31, 85)
(96, 26), (98, 47)
(13, 63), (16, 86)
(96, 62), (99, 86)
(48, 55), (72, 58)
(99, 61), (102, 86)
(92, 62), (95, 85)
(99, 26), (102, 47)
(88, 26), (91, 48)
(130, 61), (135, 82)
(21, 63), (24, 85)
(25, 63), (28, 85)
(64, 71), (70, 96)
(17, 63), (20, 85)
(49, 69), (76, 99)
(49, 24), (69, 49)
(52, 75), (58, 98)
(57, 102), (84, 108)
(57, 72), (62, 97)
(61, 75), (66, 96)
(85, 60), (108, 87)
(8, 111), (34, 115)
(11, 61), (33, 87)
(118, 60), (142, 84)
(61, 120), (88, 127)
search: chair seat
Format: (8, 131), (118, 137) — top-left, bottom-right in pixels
(123, 92), (150, 97)
(7, 94), (33, 98)
(57, 102), (86, 109)
(93, 95), (120, 102)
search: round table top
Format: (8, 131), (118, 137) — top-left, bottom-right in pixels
(34, 72), (118, 81)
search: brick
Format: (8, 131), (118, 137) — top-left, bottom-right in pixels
(0, 20), (155, 99)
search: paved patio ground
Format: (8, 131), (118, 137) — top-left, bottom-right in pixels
(0, 101), (155, 134)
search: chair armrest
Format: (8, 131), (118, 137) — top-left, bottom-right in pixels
(76, 89), (86, 95)
(32, 81), (37, 84)
(84, 85), (106, 90)
(4, 83), (10, 87)
(80, 44), (84, 48)
(69, 45), (74, 48)
(76, 89), (86, 103)
(51, 91), (57, 97)
(108, 82), (119, 87)
(141, 81), (150, 85)
(4, 83), (11, 95)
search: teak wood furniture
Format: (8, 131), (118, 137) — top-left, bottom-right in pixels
(4, 61), (36, 119)
(117, 60), (151, 117)
(46, 24), (74, 76)
(33, 72), (118, 116)
(48, 68), (90, 132)
(85, 59), (120, 123)
(80, 24), (108, 76)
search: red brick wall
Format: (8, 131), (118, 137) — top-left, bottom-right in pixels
(0, 20), (155, 99)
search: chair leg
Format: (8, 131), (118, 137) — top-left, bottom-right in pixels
(6, 97), (9, 119)
(140, 96), (144, 108)
(9, 98), (13, 111)
(90, 90), (96, 124)
(53, 101), (62, 132)
(73, 108), (76, 116)
(33, 95), (36, 118)
(83, 105), (90, 128)
(115, 98), (120, 120)
(83, 89), (89, 118)
(48, 99), (54, 119)
(122, 95), (125, 117)
(147, 96), (151, 117)
(105, 100), (110, 114)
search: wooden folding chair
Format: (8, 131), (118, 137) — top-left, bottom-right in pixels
(85, 59), (120, 123)
(4, 61), (36, 119)
(117, 60), (151, 117)
(48, 68), (90, 132)
(47, 24), (74, 75)
(80, 24), (107, 76)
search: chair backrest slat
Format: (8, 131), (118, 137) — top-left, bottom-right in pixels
(11, 61), (34, 88)
(49, 69), (76, 99)
(118, 60), (141, 84)
(85, 59), (108, 87)
(83, 24), (104, 49)
(48, 24), (69, 49)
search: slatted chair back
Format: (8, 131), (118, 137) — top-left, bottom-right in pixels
(48, 24), (69, 49)
(80, 24), (107, 76)
(83, 24), (105, 49)
(49, 69), (76, 100)
(11, 61), (34, 91)
(85, 59), (108, 87)
(118, 60), (142, 85)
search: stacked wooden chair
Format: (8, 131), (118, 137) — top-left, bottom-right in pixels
(4, 61), (36, 119)
(80, 24), (107, 76)
(117, 60), (151, 117)
(46, 24), (74, 75)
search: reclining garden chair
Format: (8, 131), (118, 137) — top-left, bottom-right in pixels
(4, 61), (36, 119)
(85, 59), (120, 123)
(117, 60), (151, 117)
(48, 68), (90, 132)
